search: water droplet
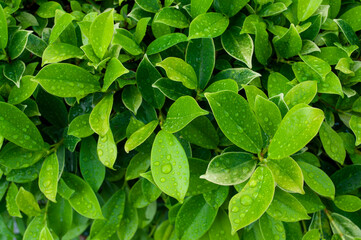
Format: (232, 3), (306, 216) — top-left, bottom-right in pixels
(43, 180), (51, 187)
(160, 177), (166, 182)
(249, 180), (257, 187)
(154, 161), (160, 166)
(161, 163), (172, 174)
(231, 206), (239, 212)
(98, 149), (103, 156)
(241, 195), (252, 206)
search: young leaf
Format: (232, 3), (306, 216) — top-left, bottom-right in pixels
(112, 29), (143, 55)
(8, 76), (38, 105)
(213, 68), (261, 89)
(134, 17), (151, 44)
(298, 161), (335, 199)
(40, 226), (54, 240)
(229, 166), (275, 233)
(267, 72), (293, 98)
(0, 102), (44, 151)
(334, 195), (361, 212)
(319, 122), (346, 164)
(273, 24), (302, 58)
(135, 0), (161, 13)
(23, 215), (44, 240)
(268, 105), (324, 159)
(90, 10), (114, 59)
(151, 130), (189, 203)
(298, 0), (323, 21)
(33, 63), (100, 97)
(330, 213), (361, 239)
(68, 114), (94, 138)
(188, 13), (229, 39)
(201, 152), (257, 186)
(122, 85), (142, 115)
(163, 96), (208, 133)
(16, 187), (42, 216)
(126, 152), (151, 180)
(267, 188), (310, 222)
(350, 115), (361, 145)
(89, 94), (113, 136)
(8, 30), (31, 59)
(191, 0), (213, 17)
(6, 183), (22, 217)
(147, 33), (188, 55)
(154, 7), (189, 28)
(4, 60), (25, 87)
(49, 11), (75, 44)
(205, 90), (263, 153)
(254, 22), (272, 65)
(42, 43), (83, 66)
(125, 120), (158, 153)
(39, 153), (58, 202)
(284, 81), (317, 109)
(62, 172), (103, 219)
(204, 79), (238, 93)
(97, 129), (117, 169)
(157, 57), (198, 90)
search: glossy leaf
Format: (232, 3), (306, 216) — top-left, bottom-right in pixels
(147, 33), (188, 55)
(97, 129), (117, 169)
(334, 195), (361, 212)
(154, 7), (189, 28)
(16, 187), (41, 216)
(39, 153), (58, 202)
(188, 13), (229, 39)
(0, 5), (8, 49)
(8, 76), (38, 105)
(319, 122), (346, 164)
(298, 0), (323, 21)
(6, 182), (21, 217)
(125, 120), (158, 152)
(254, 95), (282, 137)
(284, 81), (317, 109)
(90, 10), (114, 59)
(68, 114), (94, 138)
(273, 24), (302, 58)
(89, 94), (113, 136)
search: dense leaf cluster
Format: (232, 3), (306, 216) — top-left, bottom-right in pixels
(0, 0), (361, 239)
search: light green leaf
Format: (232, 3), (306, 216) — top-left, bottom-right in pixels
(0, 102), (44, 151)
(284, 81), (317, 109)
(259, 2), (287, 17)
(267, 188), (310, 222)
(113, 29), (143, 55)
(157, 57), (198, 90)
(244, 85), (268, 110)
(350, 115), (361, 145)
(267, 157), (304, 194)
(39, 153), (58, 202)
(49, 11), (75, 44)
(80, 136), (105, 192)
(147, 33), (188, 55)
(97, 129), (117, 169)
(302, 229), (320, 240)
(201, 152), (257, 185)
(151, 130), (189, 203)
(36, 1), (62, 18)
(297, 0), (323, 21)
(204, 79), (238, 94)
(6, 182), (21, 217)
(268, 105), (324, 159)
(8, 30), (31, 59)
(16, 187), (41, 216)
(89, 189), (126, 240)
(68, 114), (94, 138)
(134, 17), (151, 44)
(221, 28), (253, 68)
(125, 120), (158, 153)
(33, 63), (100, 97)
(135, 0), (161, 13)
(126, 152), (151, 180)
(319, 122), (346, 164)
(102, 57), (128, 91)
(191, 0), (213, 17)
(62, 172), (103, 219)
(175, 195), (217, 240)
(8, 75), (38, 104)
(205, 90), (263, 153)
(273, 24), (302, 58)
(229, 166), (275, 233)
(188, 13), (229, 39)
(267, 72), (293, 98)
(89, 94), (113, 136)
(23, 215), (44, 240)
(0, 5), (8, 49)
(163, 96), (208, 133)
(334, 195), (361, 212)
(154, 7), (189, 28)
(186, 38), (215, 89)
(298, 161), (335, 199)
(340, 6), (361, 32)
(90, 9), (114, 59)
(300, 55), (331, 80)
(42, 43), (83, 66)
(40, 226), (54, 240)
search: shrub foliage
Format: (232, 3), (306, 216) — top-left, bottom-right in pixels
(0, 0), (361, 239)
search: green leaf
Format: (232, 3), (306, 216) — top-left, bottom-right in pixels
(23, 215), (44, 240)
(163, 96), (208, 133)
(134, 17), (151, 44)
(113, 29), (143, 55)
(175, 195), (217, 240)
(137, 55), (165, 109)
(39, 153), (58, 202)
(36, 1), (62, 18)
(4, 60), (26, 87)
(188, 13), (229, 39)
(8, 30), (31, 59)
(300, 55), (331, 80)
(179, 116), (219, 149)
(122, 85), (142, 115)
(258, 214), (286, 240)
(244, 85), (268, 111)
(89, 94), (113, 136)
(187, 158), (218, 196)
(33, 63), (100, 97)
(0, 142), (45, 169)
(125, 120), (158, 152)
(205, 90), (263, 153)
(267, 157), (304, 194)
(0, 102), (44, 151)
(273, 24), (302, 58)
(203, 186), (229, 209)
(201, 152), (257, 186)
(292, 186), (325, 213)
(147, 33), (188, 55)
(213, 68), (261, 89)
(186, 38), (215, 89)
(334, 19), (360, 50)
(331, 165), (361, 195)
(90, 9), (114, 59)
(254, 95), (282, 138)
(209, 210), (238, 240)
(302, 229), (320, 240)
(157, 57), (198, 90)
(97, 129), (117, 169)
(49, 11), (75, 44)
(16, 187), (41, 216)
(8, 76), (38, 105)
(154, 7), (189, 28)
(80, 136), (105, 192)
(151, 130), (189, 203)
(117, 197), (138, 240)
(191, 0), (213, 17)
(267, 188), (310, 222)
(6, 182), (21, 217)
(68, 114), (94, 138)
(319, 122), (346, 164)
(47, 197), (73, 238)
(213, 0), (249, 17)
(297, 0), (322, 21)
(284, 81), (317, 109)
(40, 226), (54, 240)
(204, 79), (238, 94)
(267, 72), (293, 98)
(268, 105), (324, 159)
(62, 172), (103, 219)
(89, 189), (126, 239)
(340, 6), (361, 32)
(102, 57), (128, 91)
(350, 115), (361, 145)
(334, 195), (361, 212)
(229, 166), (275, 233)
(259, 2), (287, 17)
(135, 0), (161, 13)
(254, 22), (272, 66)
(330, 213), (361, 239)
(298, 161), (335, 199)
(126, 152), (151, 180)
(152, 78), (193, 101)
(0, 5), (8, 49)
(221, 28), (253, 68)
(42, 43), (83, 66)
